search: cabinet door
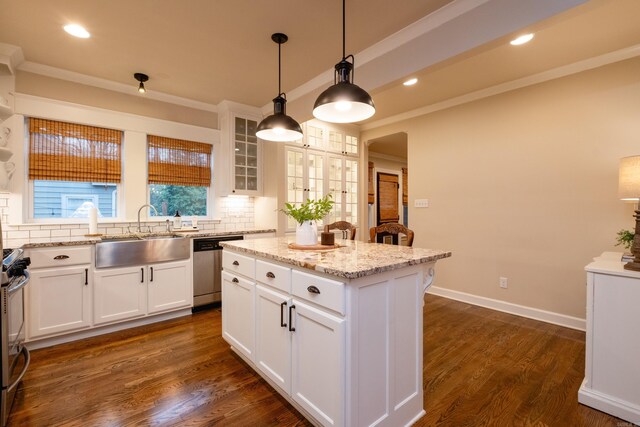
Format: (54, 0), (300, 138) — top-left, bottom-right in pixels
(147, 260), (191, 314)
(285, 147), (305, 231)
(222, 271), (255, 361)
(291, 299), (345, 427)
(28, 265), (91, 339)
(255, 285), (292, 394)
(327, 155), (344, 225)
(94, 266), (147, 325)
(233, 116), (261, 194)
(344, 158), (358, 225)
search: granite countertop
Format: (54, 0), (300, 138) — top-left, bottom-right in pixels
(18, 229), (276, 249)
(220, 237), (452, 279)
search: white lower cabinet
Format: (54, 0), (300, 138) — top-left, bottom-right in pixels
(290, 299), (345, 427)
(222, 270), (255, 361)
(94, 260), (191, 326)
(28, 265), (92, 339)
(222, 248), (431, 427)
(94, 266), (147, 325)
(255, 284), (292, 393)
(147, 261), (191, 314)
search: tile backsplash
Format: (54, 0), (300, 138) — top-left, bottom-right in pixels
(0, 193), (256, 248)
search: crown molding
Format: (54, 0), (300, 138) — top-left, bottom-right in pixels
(362, 43), (640, 131)
(0, 43), (24, 75)
(18, 61), (218, 113)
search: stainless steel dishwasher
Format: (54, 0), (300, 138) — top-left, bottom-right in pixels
(192, 235), (243, 307)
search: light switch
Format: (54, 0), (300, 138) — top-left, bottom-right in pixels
(414, 199), (429, 208)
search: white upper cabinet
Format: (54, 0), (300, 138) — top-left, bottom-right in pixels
(217, 102), (264, 196)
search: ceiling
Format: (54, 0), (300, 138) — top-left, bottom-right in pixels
(1, 0), (639, 128)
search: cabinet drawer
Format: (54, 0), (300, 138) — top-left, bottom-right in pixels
(223, 251), (255, 279)
(292, 270), (345, 315)
(28, 246), (92, 268)
(256, 260), (291, 293)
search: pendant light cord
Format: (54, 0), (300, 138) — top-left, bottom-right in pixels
(278, 40), (282, 95)
(342, 0), (346, 60)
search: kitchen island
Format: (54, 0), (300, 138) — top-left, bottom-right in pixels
(220, 237), (451, 427)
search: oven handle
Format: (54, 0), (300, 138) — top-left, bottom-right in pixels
(7, 346), (30, 393)
(8, 271), (30, 296)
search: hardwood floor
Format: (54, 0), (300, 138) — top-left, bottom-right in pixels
(10, 296), (626, 426)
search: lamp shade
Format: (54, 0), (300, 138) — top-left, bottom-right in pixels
(313, 81), (375, 123)
(618, 155), (640, 200)
(256, 95), (303, 142)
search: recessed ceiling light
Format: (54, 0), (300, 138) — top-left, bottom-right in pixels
(510, 33), (534, 46)
(64, 24), (90, 38)
(403, 78), (418, 86)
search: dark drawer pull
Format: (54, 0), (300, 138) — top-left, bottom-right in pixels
(307, 285), (321, 294)
(266, 272), (276, 279)
(54, 255), (70, 260)
(141, 268), (144, 283)
(232, 277), (239, 283)
(288, 305), (296, 332)
(280, 301), (287, 327)
(84, 268), (88, 285)
(150, 267), (154, 282)
(232, 260), (239, 266)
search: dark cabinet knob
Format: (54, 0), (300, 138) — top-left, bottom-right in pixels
(307, 285), (321, 294)
(54, 255), (70, 260)
(232, 260), (239, 266)
(266, 272), (276, 279)
(232, 277), (239, 283)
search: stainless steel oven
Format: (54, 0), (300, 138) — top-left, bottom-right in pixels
(1, 246), (31, 427)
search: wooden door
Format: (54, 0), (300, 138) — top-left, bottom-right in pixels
(377, 172), (399, 224)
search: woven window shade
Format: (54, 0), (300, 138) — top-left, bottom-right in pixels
(148, 135), (212, 186)
(29, 118), (122, 183)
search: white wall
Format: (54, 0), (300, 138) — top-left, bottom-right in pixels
(361, 57), (640, 321)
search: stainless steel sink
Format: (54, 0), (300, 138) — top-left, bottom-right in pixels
(96, 235), (190, 268)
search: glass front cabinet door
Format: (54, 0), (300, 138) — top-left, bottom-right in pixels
(233, 116), (261, 194)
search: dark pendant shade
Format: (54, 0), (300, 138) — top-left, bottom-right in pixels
(257, 33), (303, 142)
(313, 81), (375, 123)
(256, 95), (303, 142)
(312, 0), (375, 123)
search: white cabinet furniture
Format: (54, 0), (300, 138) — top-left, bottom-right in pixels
(579, 254), (640, 425)
(26, 246), (92, 339)
(94, 266), (146, 325)
(94, 260), (191, 326)
(221, 237), (446, 427)
(231, 116), (261, 195)
(283, 120), (359, 232)
(147, 261), (192, 314)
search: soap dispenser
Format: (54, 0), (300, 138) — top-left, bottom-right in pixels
(173, 210), (182, 230)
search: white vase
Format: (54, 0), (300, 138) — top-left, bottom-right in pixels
(296, 220), (318, 246)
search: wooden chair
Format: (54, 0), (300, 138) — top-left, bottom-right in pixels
(324, 221), (356, 240)
(369, 223), (414, 247)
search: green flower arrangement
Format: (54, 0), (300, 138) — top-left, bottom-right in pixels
(280, 194), (334, 225)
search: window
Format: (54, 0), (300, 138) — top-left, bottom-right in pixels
(28, 118), (122, 219)
(147, 135), (212, 217)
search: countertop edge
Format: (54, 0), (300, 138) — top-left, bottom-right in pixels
(222, 242), (452, 279)
(18, 229), (277, 249)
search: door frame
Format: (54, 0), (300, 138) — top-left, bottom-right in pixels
(370, 167), (403, 229)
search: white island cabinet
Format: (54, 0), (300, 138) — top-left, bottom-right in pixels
(221, 237), (451, 427)
(579, 254), (640, 425)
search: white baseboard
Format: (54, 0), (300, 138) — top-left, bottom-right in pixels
(579, 379), (640, 425)
(427, 286), (586, 331)
(26, 308), (193, 350)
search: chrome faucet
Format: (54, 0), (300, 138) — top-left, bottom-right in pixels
(137, 204), (159, 233)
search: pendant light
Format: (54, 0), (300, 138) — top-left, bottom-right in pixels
(313, 0), (375, 123)
(256, 33), (303, 142)
(134, 73), (148, 94)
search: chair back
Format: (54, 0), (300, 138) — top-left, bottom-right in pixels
(324, 221), (356, 240)
(369, 223), (414, 247)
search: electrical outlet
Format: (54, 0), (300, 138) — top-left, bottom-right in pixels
(414, 199), (429, 208)
(499, 277), (508, 289)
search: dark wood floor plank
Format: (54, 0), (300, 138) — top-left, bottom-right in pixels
(9, 297), (626, 426)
